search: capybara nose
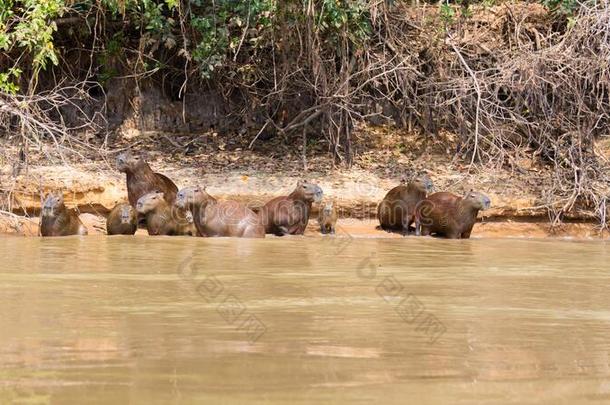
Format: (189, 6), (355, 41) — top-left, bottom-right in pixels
(314, 187), (323, 202)
(484, 197), (491, 209)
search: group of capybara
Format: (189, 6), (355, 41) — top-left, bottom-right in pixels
(39, 152), (491, 239)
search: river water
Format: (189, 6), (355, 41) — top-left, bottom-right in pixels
(0, 236), (609, 404)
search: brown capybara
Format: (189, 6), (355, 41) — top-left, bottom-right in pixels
(259, 180), (323, 236)
(136, 191), (195, 236)
(377, 174), (433, 235)
(415, 190), (491, 239)
(175, 186), (265, 238)
(40, 193), (88, 237)
(318, 201), (338, 234)
(116, 151), (178, 207)
(106, 203), (138, 235)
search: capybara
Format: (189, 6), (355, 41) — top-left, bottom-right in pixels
(175, 186), (265, 238)
(106, 203), (138, 235)
(259, 180), (323, 236)
(116, 151), (178, 207)
(318, 201), (338, 234)
(415, 190), (491, 239)
(136, 191), (195, 236)
(377, 174), (433, 235)
(40, 193), (88, 237)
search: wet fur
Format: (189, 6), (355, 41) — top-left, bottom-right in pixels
(318, 203), (337, 234)
(137, 193), (195, 236)
(117, 153), (179, 207)
(259, 182), (323, 236)
(40, 196), (87, 237)
(106, 203), (138, 235)
(377, 178), (431, 235)
(415, 192), (489, 239)
(177, 187), (265, 238)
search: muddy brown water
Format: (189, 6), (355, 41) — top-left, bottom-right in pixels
(1, 236), (609, 404)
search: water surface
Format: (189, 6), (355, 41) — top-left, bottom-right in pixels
(1, 236), (609, 404)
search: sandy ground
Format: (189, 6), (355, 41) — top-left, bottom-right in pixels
(1, 213), (606, 240)
(1, 127), (607, 239)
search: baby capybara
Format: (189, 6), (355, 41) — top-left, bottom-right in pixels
(318, 201), (337, 234)
(415, 190), (491, 239)
(136, 191), (194, 236)
(377, 173), (433, 235)
(175, 186), (265, 238)
(116, 151), (178, 207)
(259, 180), (323, 236)
(106, 203), (138, 235)
(40, 193), (88, 237)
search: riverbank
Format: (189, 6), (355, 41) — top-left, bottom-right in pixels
(0, 214), (605, 239)
(1, 127), (609, 239)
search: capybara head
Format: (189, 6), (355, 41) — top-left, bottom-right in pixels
(412, 173), (434, 193)
(119, 204), (136, 224)
(136, 191), (165, 214)
(295, 180), (323, 203)
(116, 151), (147, 173)
(463, 190), (491, 211)
(175, 186), (210, 209)
(322, 201), (335, 216)
(42, 193), (64, 217)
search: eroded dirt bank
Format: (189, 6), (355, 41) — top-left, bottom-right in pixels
(0, 153), (606, 239)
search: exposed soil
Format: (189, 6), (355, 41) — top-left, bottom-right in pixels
(0, 125), (608, 239)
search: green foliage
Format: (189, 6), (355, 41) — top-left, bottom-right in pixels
(542, 0), (579, 16)
(12, 0), (64, 69)
(317, 0), (371, 45)
(0, 0), (65, 91)
(440, 2), (455, 25)
(0, 0), (587, 95)
(189, 0), (275, 78)
(0, 67), (21, 94)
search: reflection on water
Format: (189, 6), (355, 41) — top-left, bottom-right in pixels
(1, 236), (609, 404)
